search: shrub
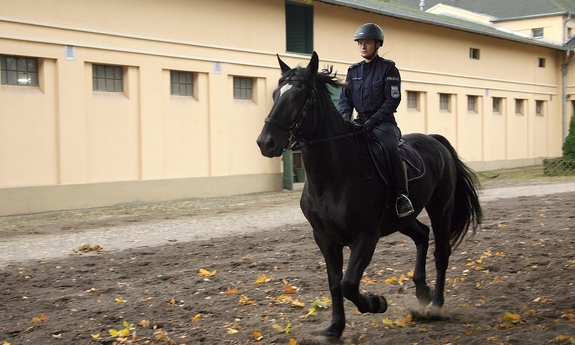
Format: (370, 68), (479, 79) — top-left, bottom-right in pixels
(563, 115), (575, 159)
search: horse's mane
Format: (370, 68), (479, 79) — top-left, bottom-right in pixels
(279, 65), (345, 99)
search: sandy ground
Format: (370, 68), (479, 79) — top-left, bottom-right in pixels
(1, 172), (575, 345)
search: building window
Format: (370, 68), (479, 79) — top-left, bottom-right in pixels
(406, 91), (419, 110)
(170, 70), (193, 96)
(538, 58), (546, 68)
(286, 1), (313, 54)
(532, 28), (543, 38)
(467, 95), (478, 112)
(233, 77), (253, 100)
(515, 99), (525, 115)
(92, 64), (123, 92)
(535, 100), (545, 116)
(469, 48), (480, 60)
(1, 55), (39, 86)
(439, 93), (451, 112)
(493, 97), (502, 114)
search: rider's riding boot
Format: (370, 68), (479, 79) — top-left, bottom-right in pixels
(395, 162), (414, 218)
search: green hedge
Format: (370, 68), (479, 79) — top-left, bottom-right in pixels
(563, 115), (575, 159)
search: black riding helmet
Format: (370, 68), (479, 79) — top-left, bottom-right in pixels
(354, 23), (384, 46)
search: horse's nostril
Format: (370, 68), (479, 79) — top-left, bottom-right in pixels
(265, 139), (276, 151)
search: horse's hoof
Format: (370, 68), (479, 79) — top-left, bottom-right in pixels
(318, 324), (344, 341)
(378, 296), (388, 313)
(317, 335), (345, 344)
(425, 302), (442, 315)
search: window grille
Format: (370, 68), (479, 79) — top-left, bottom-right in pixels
(170, 70), (193, 96)
(1, 55), (39, 86)
(493, 97), (502, 113)
(92, 64), (123, 92)
(234, 77), (253, 100)
(407, 91), (419, 109)
(515, 99), (525, 115)
(439, 93), (450, 111)
(467, 95), (478, 112)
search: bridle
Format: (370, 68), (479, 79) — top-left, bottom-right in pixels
(264, 87), (317, 151)
(264, 87), (362, 151)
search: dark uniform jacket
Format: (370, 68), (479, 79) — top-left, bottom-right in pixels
(338, 55), (401, 124)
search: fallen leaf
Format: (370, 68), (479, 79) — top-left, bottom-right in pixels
(385, 276), (398, 284)
(251, 331), (263, 341)
(289, 338), (298, 345)
(115, 297), (127, 304)
(503, 312), (520, 323)
(109, 328), (130, 338)
(304, 307), (317, 318)
(284, 284), (298, 294)
(272, 321), (291, 333)
(198, 268), (216, 277)
(226, 328), (238, 334)
(91, 334), (100, 339)
(382, 318), (394, 326)
(254, 274), (272, 284)
(191, 314), (201, 322)
(238, 295), (256, 306)
(222, 286), (239, 295)
(75, 244), (104, 253)
(32, 314), (46, 323)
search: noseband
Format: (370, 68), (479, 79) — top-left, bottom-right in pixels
(264, 88), (317, 151)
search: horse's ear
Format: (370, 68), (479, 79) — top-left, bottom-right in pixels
(307, 51), (319, 76)
(277, 54), (291, 74)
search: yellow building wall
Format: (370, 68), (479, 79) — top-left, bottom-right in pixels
(0, 0), (569, 215)
(496, 16), (572, 43)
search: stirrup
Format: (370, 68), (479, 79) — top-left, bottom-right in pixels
(396, 194), (414, 218)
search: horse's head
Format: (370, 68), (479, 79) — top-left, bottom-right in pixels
(256, 52), (320, 157)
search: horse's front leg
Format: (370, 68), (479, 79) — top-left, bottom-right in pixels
(341, 237), (387, 314)
(313, 231), (346, 338)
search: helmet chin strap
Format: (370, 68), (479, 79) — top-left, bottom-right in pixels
(364, 48), (380, 62)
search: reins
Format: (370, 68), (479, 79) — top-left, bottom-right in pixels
(264, 81), (375, 181)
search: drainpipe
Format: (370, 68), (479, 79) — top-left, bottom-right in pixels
(419, 0), (425, 11)
(563, 14), (573, 141)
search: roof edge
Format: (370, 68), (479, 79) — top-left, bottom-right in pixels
(316, 0), (568, 51)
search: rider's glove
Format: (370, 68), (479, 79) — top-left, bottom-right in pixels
(363, 118), (380, 132)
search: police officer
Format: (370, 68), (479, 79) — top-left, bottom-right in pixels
(338, 23), (414, 218)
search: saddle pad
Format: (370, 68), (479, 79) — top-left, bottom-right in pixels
(399, 142), (425, 182)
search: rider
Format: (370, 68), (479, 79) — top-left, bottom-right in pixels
(338, 23), (414, 218)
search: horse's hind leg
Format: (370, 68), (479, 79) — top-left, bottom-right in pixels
(313, 231), (346, 338)
(400, 220), (432, 305)
(427, 206), (454, 309)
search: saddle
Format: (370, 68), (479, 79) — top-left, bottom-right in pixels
(364, 134), (425, 185)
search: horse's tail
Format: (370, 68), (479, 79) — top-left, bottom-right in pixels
(429, 134), (483, 248)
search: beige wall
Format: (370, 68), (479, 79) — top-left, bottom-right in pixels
(496, 15), (573, 43)
(0, 0), (570, 215)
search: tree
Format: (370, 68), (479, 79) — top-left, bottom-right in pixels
(563, 115), (575, 159)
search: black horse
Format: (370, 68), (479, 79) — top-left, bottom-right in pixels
(256, 52), (482, 339)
